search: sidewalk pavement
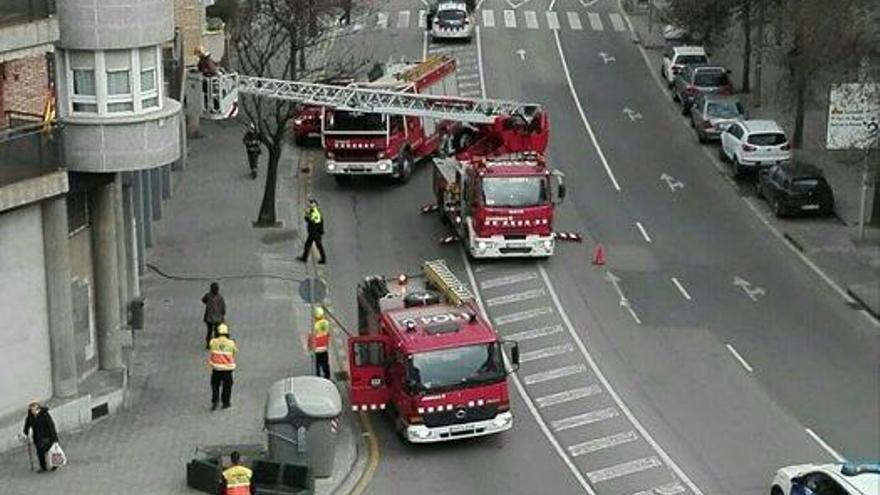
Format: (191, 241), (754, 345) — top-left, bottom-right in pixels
(621, 2), (880, 320)
(0, 119), (362, 494)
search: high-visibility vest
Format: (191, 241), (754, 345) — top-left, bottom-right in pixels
(208, 336), (238, 371)
(222, 465), (253, 495)
(309, 206), (322, 224)
(310, 319), (330, 353)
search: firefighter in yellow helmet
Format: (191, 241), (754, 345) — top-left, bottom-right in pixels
(208, 323), (238, 410)
(221, 451), (253, 495)
(308, 306), (331, 379)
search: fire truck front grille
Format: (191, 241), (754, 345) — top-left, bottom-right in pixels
(423, 404), (498, 427)
(334, 150), (380, 161)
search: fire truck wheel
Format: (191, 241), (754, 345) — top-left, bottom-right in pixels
(395, 150), (414, 184)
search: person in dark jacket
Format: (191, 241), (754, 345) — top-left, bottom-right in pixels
(202, 282), (227, 349)
(22, 402), (58, 472)
(243, 124), (261, 179)
(296, 198), (326, 264)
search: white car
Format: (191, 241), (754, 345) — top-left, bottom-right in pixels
(772, 462), (879, 495)
(660, 45), (709, 87)
(428, 1), (474, 42)
(719, 119), (792, 177)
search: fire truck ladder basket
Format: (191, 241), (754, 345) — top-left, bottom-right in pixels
(423, 260), (474, 306)
(235, 75), (542, 125)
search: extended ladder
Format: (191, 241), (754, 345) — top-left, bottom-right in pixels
(423, 259), (474, 306)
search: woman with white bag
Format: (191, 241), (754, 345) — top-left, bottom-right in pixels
(21, 401), (62, 472)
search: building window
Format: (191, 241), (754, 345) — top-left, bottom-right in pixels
(69, 51), (98, 114)
(66, 47), (163, 117)
(139, 47), (159, 110)
(105, 50), (133, 114)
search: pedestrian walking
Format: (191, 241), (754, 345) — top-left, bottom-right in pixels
(221, 451), (253, 495)
(309, 306), (331, 379)
(208, 323), (238, 411)
(243, 124), (261, 179)
(20, 401), (59, 473)
(296, 198), (326, 264)
(202, 282), (226, 349)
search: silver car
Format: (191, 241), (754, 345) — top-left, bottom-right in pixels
(689, 94), (745, 142)
(428, 1), (474, 42)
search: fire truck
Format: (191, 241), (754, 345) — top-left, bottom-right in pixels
(350, 259), (520, 443)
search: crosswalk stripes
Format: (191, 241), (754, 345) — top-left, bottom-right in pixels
(418, 9), (426, 28)
(567, 11), (582, 30)
(397, 10), (410, 29)
(546, 11), (560, 30)
(503, 9), (516, 28)
(482, 9), (495, 27)
(608, 12), (626, 32)
(374, 10), (629, 34)
(377, 12), (388, 29)
(524, 10), (539, 29)
(587, 12), (603, 31)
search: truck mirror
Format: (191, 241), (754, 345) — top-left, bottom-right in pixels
(511, 344), (520, 366)
(557, 183), (567, 200)
(502, 340), (520, 373)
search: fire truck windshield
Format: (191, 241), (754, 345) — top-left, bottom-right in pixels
(325, 111), (385, 132)
(406, 343), (504, 392)
(482, 176), (548, 207)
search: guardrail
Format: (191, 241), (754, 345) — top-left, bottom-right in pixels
(0, 120), (64, 188)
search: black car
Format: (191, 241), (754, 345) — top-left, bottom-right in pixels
(757, 163), (835, 217)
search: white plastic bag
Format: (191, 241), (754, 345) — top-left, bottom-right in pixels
(46, 442), (67, 469)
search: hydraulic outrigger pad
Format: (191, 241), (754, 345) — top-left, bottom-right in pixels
(554, 232), (583, 242)
(421, 204), (439, 214)
(439, 235), (460, 244)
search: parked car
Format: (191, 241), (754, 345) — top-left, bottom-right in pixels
(757, 163), (835, 217)
(672, 65), (734, 113)
(660, 45), (709, 87)
(662, 24), (691, 46)
(771, 462), (879, 495)
(689, 94), (745, 142)
(719, 119), (792, 177)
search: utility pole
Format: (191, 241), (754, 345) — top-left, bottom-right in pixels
(754, 0), (765, 107)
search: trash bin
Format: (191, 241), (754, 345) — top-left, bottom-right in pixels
(265, 376), (342, 478)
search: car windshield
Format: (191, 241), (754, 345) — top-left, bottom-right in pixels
(706, 101), (742, 118)
(791, 178), (822, 191)
(694, 71), (729, 86)
(677, 55), (708, 65)
(406, 343), (504, 392)
(438, 9), (467, 22)
(748, 132), (787, 146)
(482, 177), (548, 207)
(325, 111), (385, 132)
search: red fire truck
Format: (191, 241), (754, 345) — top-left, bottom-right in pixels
(349, 259), (520, 443)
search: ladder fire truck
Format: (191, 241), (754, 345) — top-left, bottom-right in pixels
(351, 259), (520, 443)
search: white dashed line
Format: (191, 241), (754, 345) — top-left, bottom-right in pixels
(568, 430), (639, 457)
(546, 11), (560, 30)
(671, 277), (692, 301)
(805, 427), (846, 462)
(536, 385), (602, 408)
(397, 10), (410, 28)
(635, 221), (652, 242)
(523, 364), (587, 385)
(567, 11), (582, 30)
(587, 12), (603, 31)
(608, 12), (626, 31)
(486, 288), (546, 307)
(418, 10), (426, 27)
(482, 9), (495, 27)
(376, 12), (388, 29)
(726, 344), (753, 373)
(504, 9), (516, 28)
(506, 324), (563, 342)
(519, 343), (574, 363)
(495, 306), (553, 325)
(633, 482), (687, 495)
(587, 456), (662, 483)
(552, 407), (619, 431)
(525, 10), (539, 29)
(480, 272), (538, 289)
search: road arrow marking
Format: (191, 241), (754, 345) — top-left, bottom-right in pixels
(733, 276), (766, 301)
(660, 173), (685, 192)
(622, 107), (642, 121)
(598, 52), (616, 64)
(605, 271), (642, 324)
(516, 48), (526, 61)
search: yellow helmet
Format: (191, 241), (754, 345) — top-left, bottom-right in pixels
(313, 306), (325, 319)
(216, 323), (229, 335)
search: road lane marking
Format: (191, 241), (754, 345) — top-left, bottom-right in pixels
(480, 272), (538, 289)
(457, 72), (480, 80)
(732, 275), (766, 302)
(567, 12), (583, 30)
(805, 427), (846, 462)
(578, 0), (599, 6)
(536, 385), (602, 408)
(633, 483), (687, 495)
(587, 12), (603, 30)
(671, 277), (692, 301)
(476, 25), (487, 100)
(569, 430), (639, 457)
(552, 407), (619, 431)
(482, 9), (495, 27)
(397, 10), (410, 28)
(525, 10), (539, 29)
(635, 221), (652, 242)
(546, 11), (560, 30)
(725, 344), (753, 373)
(552, 30), (621, 190)
(486, 288), (546, 307)
(495, 306), (553, 325)
(524, 364), (587, 385)
(507, 324), (564, 341)
(377, 12), (388, 29)
(418, 10), (426, 27)
(504, 9), (517, 27)
(520, 343), (574, 363)
(660, 172), (685, 191)
(588, 457), (662, 483)
(609, 12), (626, 31)
(458, 81), (482, 89)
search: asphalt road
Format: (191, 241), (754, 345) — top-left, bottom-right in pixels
(312, 1), (879, 494)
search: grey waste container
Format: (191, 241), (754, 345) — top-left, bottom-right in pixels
(264, 376), (342, 478)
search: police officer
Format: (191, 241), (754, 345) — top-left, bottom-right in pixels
(309, 306), (331, 379)
(207, 323), (238, 411)
(296, 198), (326, 264)
(221, 451), (253, 495)
(243, 124), (261, 179)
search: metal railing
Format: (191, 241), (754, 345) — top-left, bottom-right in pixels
(0, 0), (56, 28)
(0, 120), (64, 188)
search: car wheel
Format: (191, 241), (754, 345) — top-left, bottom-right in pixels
(697, 130), (707, 143)
(718, 146), (728, 162)
(755, 181), (764, 198)
(732, 157), (743, 178)
(773, 198), (785, 217)
(672, 88), (680, 102)
(681, 103), (690, 116)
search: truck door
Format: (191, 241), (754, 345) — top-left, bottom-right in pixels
(348, 336), (391, 411)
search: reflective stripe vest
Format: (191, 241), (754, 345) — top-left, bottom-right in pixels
(208, 336), (238, 371)
(309, 206), (322, 224)
(222, 465), (253, 495)
(310, 318), (330, 353)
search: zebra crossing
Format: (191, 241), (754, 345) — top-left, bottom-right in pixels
(365, 9), (629, 33)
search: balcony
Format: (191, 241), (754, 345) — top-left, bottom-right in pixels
(0, 0), (55, 27)
(0, 0), (59, 62)
(0, 117), (68, 212)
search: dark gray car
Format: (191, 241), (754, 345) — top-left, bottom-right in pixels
(672, 65), (734, 114)
(689, 94), (745, 142)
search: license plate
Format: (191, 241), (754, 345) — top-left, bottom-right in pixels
(801, 204), (820, 210)
(450, 425), (471, 434)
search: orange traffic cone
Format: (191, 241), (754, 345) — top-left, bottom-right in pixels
(592, 244), (606, 266)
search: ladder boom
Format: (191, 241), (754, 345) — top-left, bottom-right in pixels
(422, 259), (474, 306)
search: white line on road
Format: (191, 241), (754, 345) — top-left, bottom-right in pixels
(546, 11), (560, 30)
(671, 277), (692, 301)
(567, 12), (583, 31)
(504, 9), (517, 28)
(536, 385), (602, 408)
(587, 457), (662, 483)
(520, 343), (574, 363)
(480, 272), (538, 289)
(397, 10), (410, 28)
(608, 12), (626, 31)
(635, 221), (652, 243)
(418, 10), (427, 27)
(725, 344), (753, 373)
(376, 12), (388, 29)
(552, 30), (621, 190)
(482, 9), (495, 27)
(495, 306), (553, 325)
(587, 12), (603, 30)
(549, 0), (557, 11)
(524, 364), (587, 385)
(569, 431), (639, 457)
(457, 72), (480, 80)
(579, 0), (599, 7)
(507, 324), (564, 341)
(486, 288), (546, 307)
(476, 26), (487, 99)
(633, 483), (687, 495)
(552, 407), (619, 431)
(805, 427), (847, 462)
(525, 10), (539, 29)
(458, 81), (482, 89)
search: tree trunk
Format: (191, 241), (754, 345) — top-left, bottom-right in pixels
(792, 72), (806, 148)
(741, 0), (752, 93)
(255, 143), (283, 226)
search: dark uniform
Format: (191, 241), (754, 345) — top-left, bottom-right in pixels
(297, 200), (326, 264)
(243, 128), (261, 179)
(23, 404), (58, 472)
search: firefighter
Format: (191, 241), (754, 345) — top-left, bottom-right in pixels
(243, 123), (261, 179)
(309, 306), (331, 379)
(208, 323), (238, 411)
(221, 451), (253, 495)
(296, 198), (326, 264)
(194, 46), (218, 77)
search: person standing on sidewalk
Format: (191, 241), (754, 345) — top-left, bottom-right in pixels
(309, 306), (331, 379)
(296, 198), (326, 264)
(221, 451), (253, 495)
(208, 323), (238, 410)
(202, 282), (226, 349)
(243, 124), (261, 180)
(21, 401), (59, 473)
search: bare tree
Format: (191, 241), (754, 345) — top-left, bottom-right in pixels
(664, 0), (736, 49)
